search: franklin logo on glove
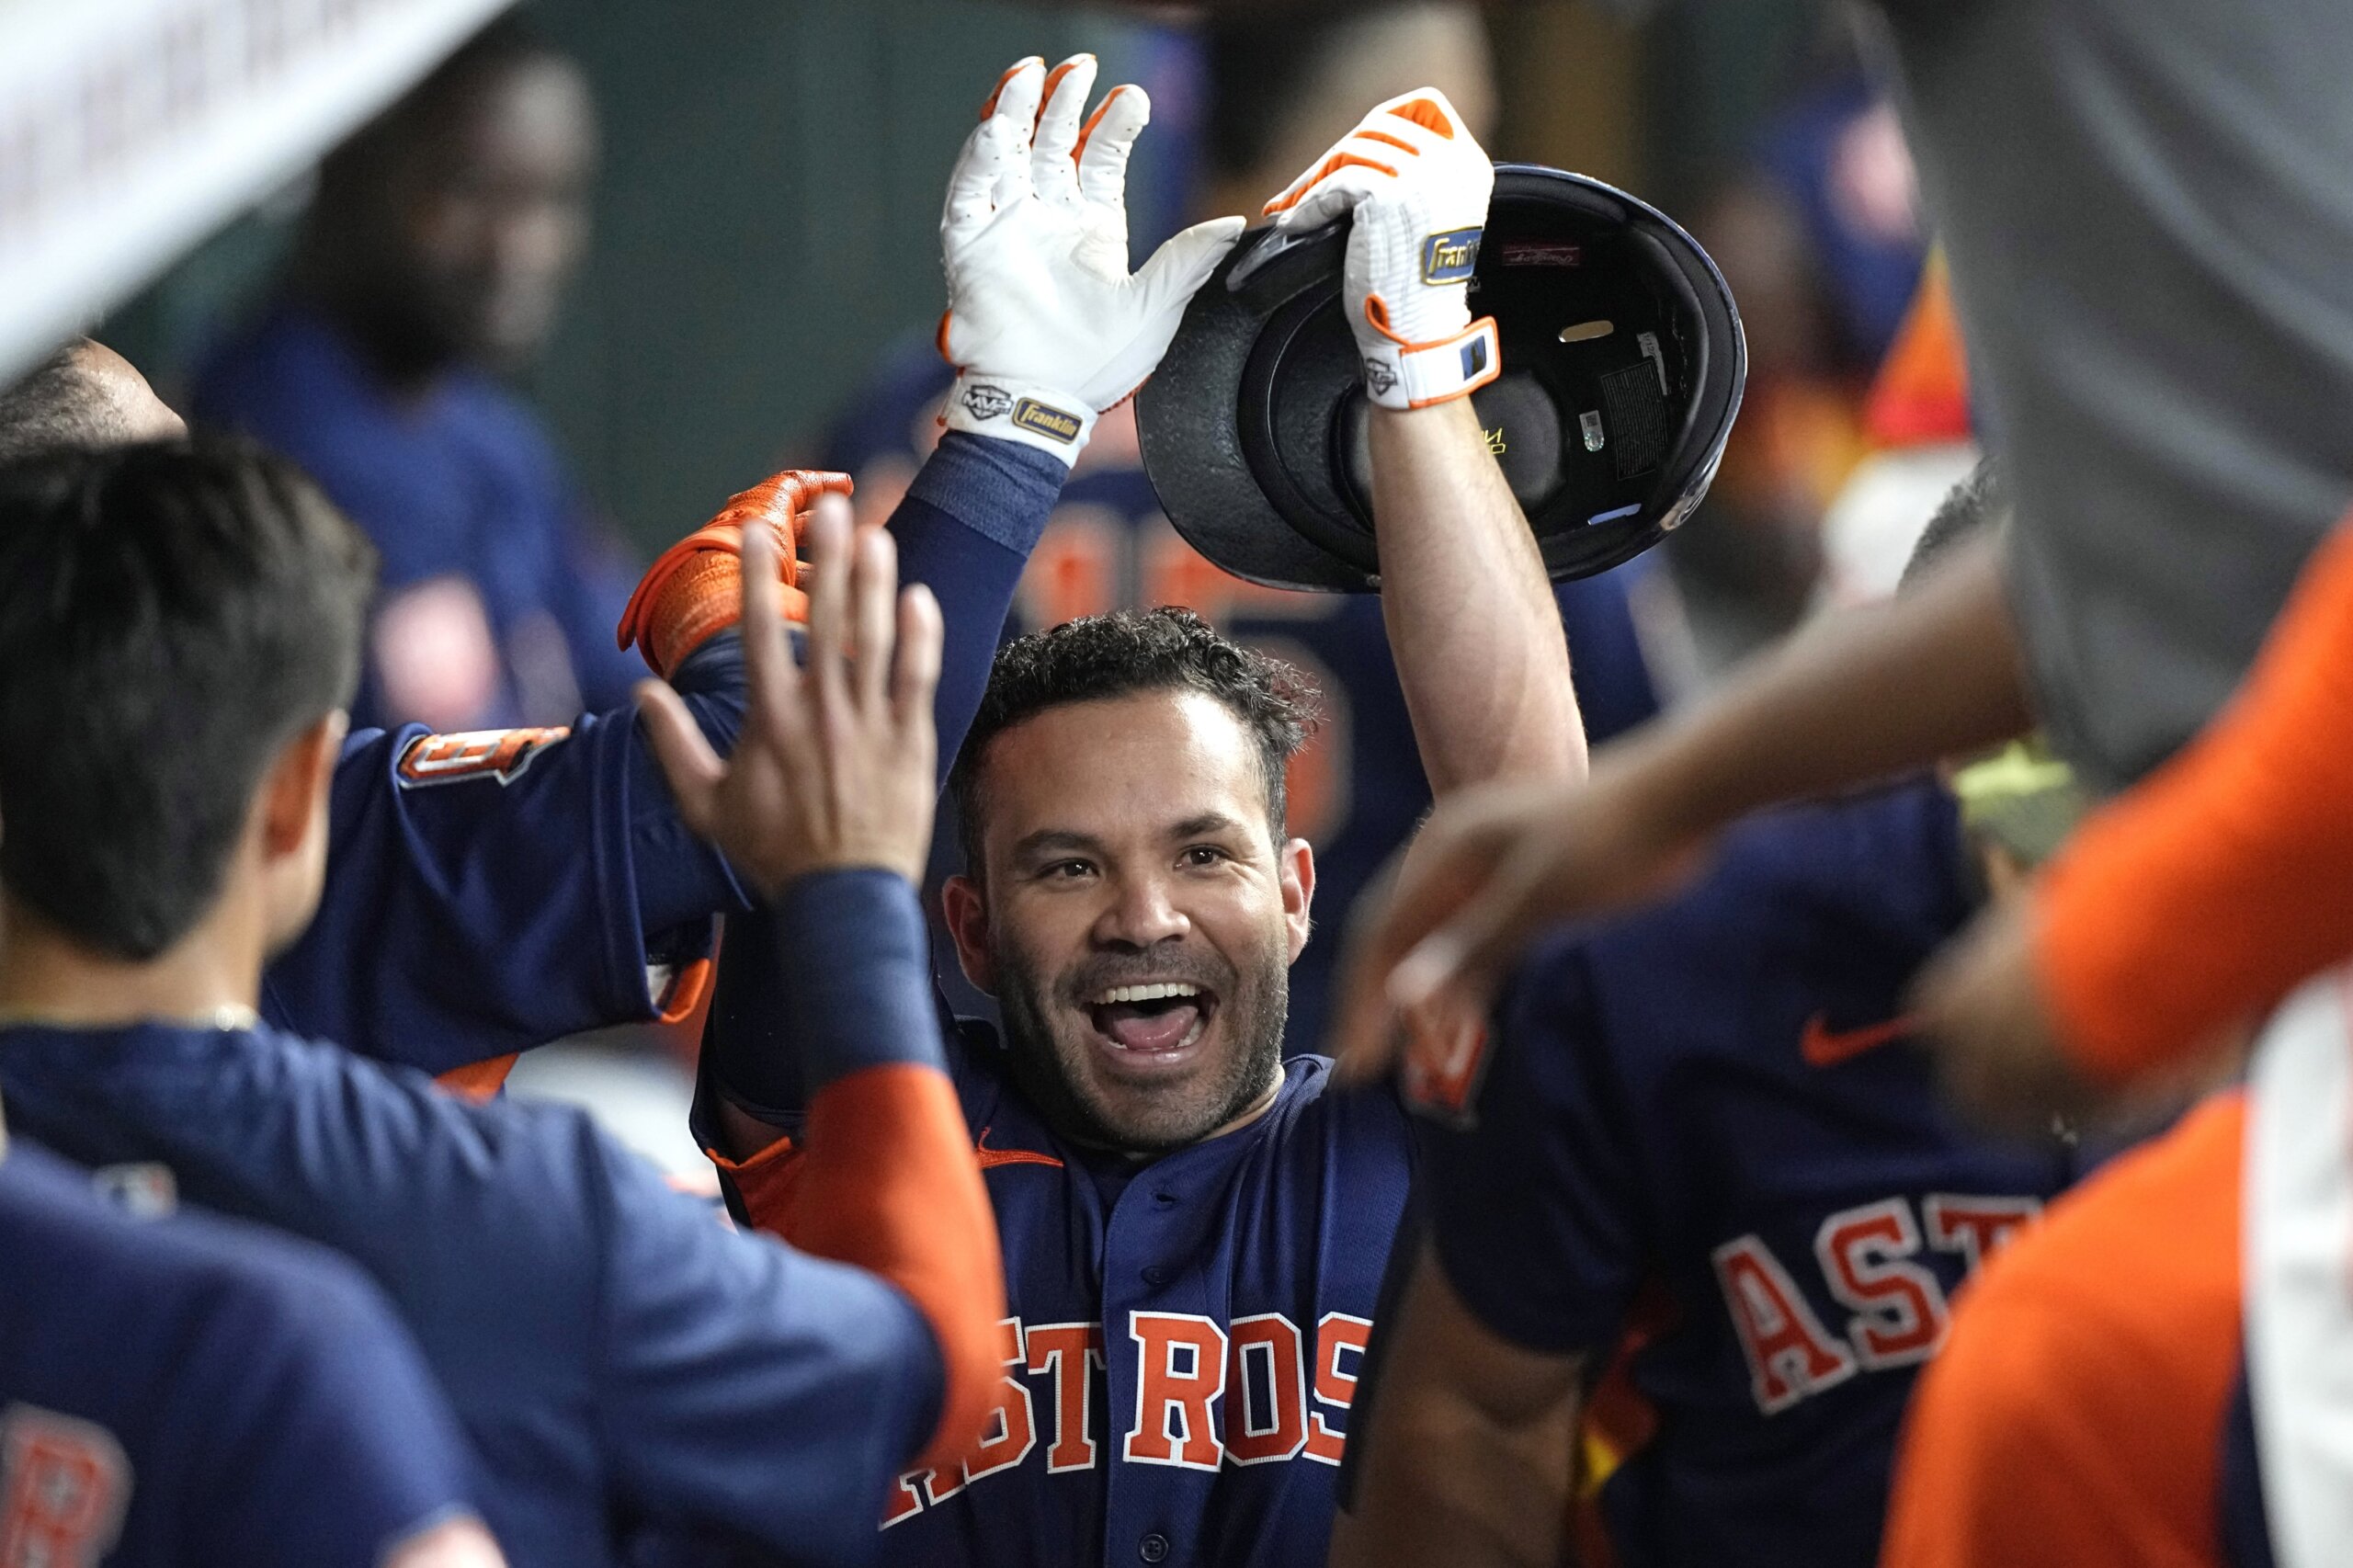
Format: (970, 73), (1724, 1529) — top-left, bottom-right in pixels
(1010, 399), (1082, 444)
(1422, 228), (1482, 283)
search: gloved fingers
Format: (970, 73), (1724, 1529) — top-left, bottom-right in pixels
(1364, 85), (1469, 143)
(1133, 214), (1246, 314)
(941, 118), (1009, 244)
(1265, 163), (1390, 230)
(1074, 84), (1151, 210)
(980, 58), (1046, 210)
(1263, 149), (1397, 219)
(1029, 54), (1097, 207)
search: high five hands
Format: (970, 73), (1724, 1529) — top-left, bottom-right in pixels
(637, 506), (944, 899)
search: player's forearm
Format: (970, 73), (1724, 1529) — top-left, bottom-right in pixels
(1631, 530), (2033, 841)
(707, 870), (1007, 1470)
(1332, 1247), (1583, 1568)
(2035, 522), (2353, 1083)
(889, 432), (1065, 780)
(1371, 400), (1586, 796)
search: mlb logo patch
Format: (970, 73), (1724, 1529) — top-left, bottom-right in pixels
(1421, 227), (1483, 283)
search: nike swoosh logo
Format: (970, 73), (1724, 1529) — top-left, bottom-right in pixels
(975, 1126), (1064, 1171)
(1799, 1012), (1915, 1069)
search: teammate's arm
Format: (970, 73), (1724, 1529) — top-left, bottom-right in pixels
(1265, 90), (1582, 799)
(1919, 519), (2353, 1117)
(1332, 528), (2032, 1073)
(640, 512), (1006, 1471)
(1331, 1243), (1585, 1568)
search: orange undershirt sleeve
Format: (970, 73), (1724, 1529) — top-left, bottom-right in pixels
(2035, 519), (2353, 1084)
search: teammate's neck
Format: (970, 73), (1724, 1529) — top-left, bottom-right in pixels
(0, 893), (265, 1033)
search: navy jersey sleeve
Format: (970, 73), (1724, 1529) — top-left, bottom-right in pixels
(262, 635), (750, 1074)
(589, 1132), (943, 1563)
(695, 432), (1061, 1129)
(1425, 934), (1648, 1356)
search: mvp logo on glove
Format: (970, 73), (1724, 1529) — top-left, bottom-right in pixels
(1421, 227), (1483, 284)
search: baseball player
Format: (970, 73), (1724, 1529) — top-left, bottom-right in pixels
(694, 63), (1581, 1568)
(1329, 467), (2109, 1568)
(0, 1136), (502, 1568)
(1872, 517), (2353, 1568)
(820, 13), (1665, 1060)
(0, 438), (1004, 1567)
(0, 331), (1073, 1096)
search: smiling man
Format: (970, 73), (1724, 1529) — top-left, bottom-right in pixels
(694, 65), (1583, 1568)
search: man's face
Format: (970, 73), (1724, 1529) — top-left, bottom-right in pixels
(389, 56), (596, 367)
(945, 690), (1313, 1153)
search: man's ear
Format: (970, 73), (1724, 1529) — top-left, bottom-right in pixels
(259, 712), (347, 859)
(941, 874), (998, 994)
(1279, 836), (1315, 963)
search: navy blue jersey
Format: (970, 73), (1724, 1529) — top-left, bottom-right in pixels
(0, 1021), (943, 1568)
(0, 1140), (479, 1566)
(1425, 778), (2093, 1568)
(194, 304), (646, 732)
(700, 1025), (1413, 1568)
(264, 431), (1064, 1077)
(826, 341), (1664, 1051)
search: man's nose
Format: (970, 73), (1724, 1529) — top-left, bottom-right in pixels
(1092, 869), (1190, 949)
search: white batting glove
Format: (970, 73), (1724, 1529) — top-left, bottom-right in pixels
(939, 56), (1245, 466)
(1263, 88), (1499, 411)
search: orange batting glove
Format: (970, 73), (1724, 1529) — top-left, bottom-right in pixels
(616, 469), (852, 679)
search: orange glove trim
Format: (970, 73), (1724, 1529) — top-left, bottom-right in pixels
(616, 471), (849, 677)
(1073, 85), (1129, 164)
(2036, 517), (2353, 1084)
(1262, 153), (1401, 216)
(1358, 128), (1421, 157)
(1390, 96), (1456, 139)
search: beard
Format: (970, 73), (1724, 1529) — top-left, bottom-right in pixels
(991, 926), (1290, 1155)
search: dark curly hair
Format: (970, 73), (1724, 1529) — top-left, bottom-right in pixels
(948, 608), (1323, 877)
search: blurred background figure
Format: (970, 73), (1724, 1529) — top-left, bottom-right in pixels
(824, 1), (1670, 1053)
(192, 17), (640, 733)
(1672, 20), (1930, 664)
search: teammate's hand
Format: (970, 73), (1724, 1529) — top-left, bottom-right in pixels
(938, 55), (1245, 466)
(1911, 897), (2109, 1135)
(1264, 87), (1498, 411)
(637, 507), (944, 897)
(617, 469), (852, 676)
(1327, 759), (1711, 1082)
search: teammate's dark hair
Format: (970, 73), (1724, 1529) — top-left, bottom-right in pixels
(0, 438), (377, 958)
(0, 345), (115, 466)
(1898, 458), (2008, 593)
(949, 608), (1322, 875)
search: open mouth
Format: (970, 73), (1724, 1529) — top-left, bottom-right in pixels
(1084, 981), (1219, 1059)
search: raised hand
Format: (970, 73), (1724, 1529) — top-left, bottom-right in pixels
(938, 54), (1245, 464)
(1264, 87), (1498, 411)
(636, 506), (943, 897)
(1327, 763), (1711, 1084)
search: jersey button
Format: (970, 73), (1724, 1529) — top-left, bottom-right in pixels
(1142, 1265), (1170, 1287)
(1139, 1532), (1170, 1563)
